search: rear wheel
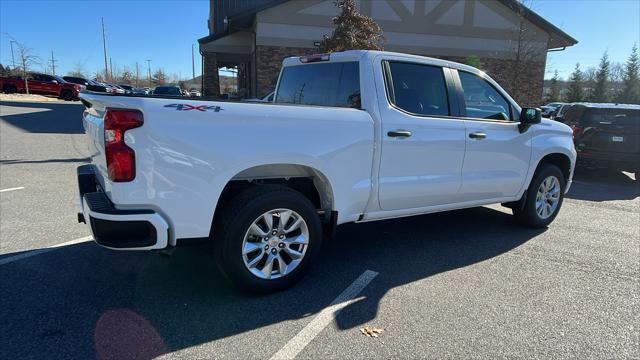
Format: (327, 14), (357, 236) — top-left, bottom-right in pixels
(513, 164), (566, 228)
(213, 185), (322, 293)
(3, 84), (17, 94)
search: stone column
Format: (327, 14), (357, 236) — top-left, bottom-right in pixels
(202, 52), (220, 97)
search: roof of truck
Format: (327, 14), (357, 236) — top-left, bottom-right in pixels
(283, 50), (484, 76)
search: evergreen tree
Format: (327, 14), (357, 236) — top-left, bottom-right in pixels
(590, 51), (611, 102)
(566, 63), (585, 102)
(151, 69), (166, 85)
(546, 70), (561, 102)
(617, 44), (640, 104)
(319, 0), (384, 52)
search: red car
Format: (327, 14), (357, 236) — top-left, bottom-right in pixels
(0, 73), (81, 100)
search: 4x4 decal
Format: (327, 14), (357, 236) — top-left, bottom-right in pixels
(164, 104), (223, 112)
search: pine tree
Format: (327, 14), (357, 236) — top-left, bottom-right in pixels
(590, 51), (611, 102)
(319, 0), (384, 52)
(151, 69), (166, 86)
(546, 70), (561, 102)
(566, 63), (585, 102)
(617, 44), (640, 104)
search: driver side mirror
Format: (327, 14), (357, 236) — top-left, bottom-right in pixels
(518, 107), (541, 133)
(51, 80), (58, 84)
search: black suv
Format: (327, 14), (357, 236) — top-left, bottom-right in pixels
(564, 103), (640, 180)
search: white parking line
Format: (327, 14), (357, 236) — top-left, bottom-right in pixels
(0, 187), (25, 193)
(0, 236), (93, 266)
(270, 270), (379, 360)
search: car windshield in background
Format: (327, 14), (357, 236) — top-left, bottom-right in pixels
(275, 62), (360, 108)
(153, 86), (181, 95)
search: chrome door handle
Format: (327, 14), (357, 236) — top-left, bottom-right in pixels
(387, 130), (412, 138)
(469, 132), (487, 140)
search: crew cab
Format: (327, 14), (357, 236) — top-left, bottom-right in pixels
(1, 73), (81, 100)
(77, 50), (576, 292)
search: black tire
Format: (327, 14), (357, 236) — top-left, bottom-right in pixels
(212, 185), (322, 293)
(3, 85), (17, 94)
(513, 163), (566, 228)
(60, 90), (73, 101)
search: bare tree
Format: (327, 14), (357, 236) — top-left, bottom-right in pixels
(12, 39), (39, 94)
(503, 0), (544, 105)
(67, 62), (87, 78)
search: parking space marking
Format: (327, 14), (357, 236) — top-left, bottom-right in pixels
(0, 236), (93, 266)
(270, 269), (379, 360)
(0, 187), (25, 193)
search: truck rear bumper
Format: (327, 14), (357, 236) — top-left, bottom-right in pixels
(77, 164), (169, 250)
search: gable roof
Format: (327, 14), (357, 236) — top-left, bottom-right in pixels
(199, 0), (577, 48)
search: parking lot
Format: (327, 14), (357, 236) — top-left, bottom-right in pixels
(1, 100), (638, 359)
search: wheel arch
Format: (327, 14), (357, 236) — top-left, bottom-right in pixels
(534, 152), (572, 184)
(212, 164), (335, 233)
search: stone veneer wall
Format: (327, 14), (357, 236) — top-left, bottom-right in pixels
(202, 53), (220, 97)
(256, 45), (317, 97)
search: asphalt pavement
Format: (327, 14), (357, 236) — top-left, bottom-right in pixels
(1, 100), (638, 359)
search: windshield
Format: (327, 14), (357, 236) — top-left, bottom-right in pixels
(153, 86), (181, 95)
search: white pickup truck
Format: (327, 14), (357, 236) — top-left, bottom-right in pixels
(78, 50), (576, 292)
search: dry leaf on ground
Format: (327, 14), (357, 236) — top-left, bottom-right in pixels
(360, 326), (384, 338)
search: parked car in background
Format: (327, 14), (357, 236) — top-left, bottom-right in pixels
(141, 87), (152, 95)
(77, 50), (576, 292)
(151, 85), (182, 97)
(553, 103), (573, 122)
(83, 79), (110, 93)
(244, 91), (274, 103)
(105, 84), (126, 94)
(62, 76), (90, 91)
(565, 103), (640, 180)
(541, 102), (564, 117)
(189, 88), (201, 97)
(1, 73), (80, 100)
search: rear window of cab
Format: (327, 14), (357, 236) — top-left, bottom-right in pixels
(275, 62), (360, 108)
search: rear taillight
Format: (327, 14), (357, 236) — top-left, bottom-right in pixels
(104, 109), (143, 182)
(571, 125), (582, 138)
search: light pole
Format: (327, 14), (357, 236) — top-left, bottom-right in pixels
(10, 40), (16, 69)
(146, 59), (151, 85)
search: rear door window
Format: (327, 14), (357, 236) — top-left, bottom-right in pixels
(275, 62), (360, 108)
(458, 71), (511, 121)
(385, 62), (450, 116)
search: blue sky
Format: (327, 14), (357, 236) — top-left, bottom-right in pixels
(1, 0), (638, 81)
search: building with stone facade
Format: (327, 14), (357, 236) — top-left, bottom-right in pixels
(197, 0), (576, 106)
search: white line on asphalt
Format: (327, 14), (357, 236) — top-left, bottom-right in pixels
(0, 187), (25, 193)
(269, 269), (379, 360)
(0, 236), (93, 266)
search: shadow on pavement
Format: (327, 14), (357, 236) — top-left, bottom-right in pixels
(0, 157), (91, 165)
(0, 206), (542, 359)
(566, 167), (639, 202)
(0, 100), (84, 134)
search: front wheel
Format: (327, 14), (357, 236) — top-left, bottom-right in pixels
(513, 164), (566, 228)
(60, 90), (73, 101)
(213, 185), (322, 293)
